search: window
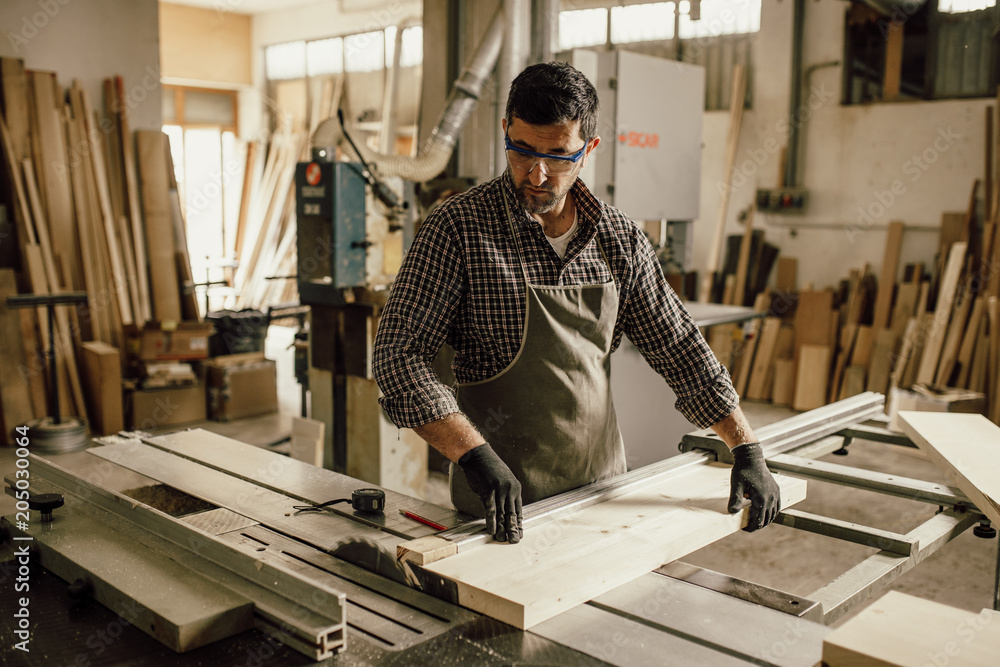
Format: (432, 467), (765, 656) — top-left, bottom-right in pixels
(557, 1), (760, 110)
(162, 86), (243, 314)
(263, 25), (423, 138)
(307, 38), (344, 76)
(843, 0), (999, 103)
(559, 8), (608, 50)
(611, 3), (673, 43)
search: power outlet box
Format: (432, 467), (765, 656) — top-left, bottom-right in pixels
(756, 188), (808, 214)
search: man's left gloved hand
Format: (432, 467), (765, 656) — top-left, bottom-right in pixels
(727, 442), (781, 532)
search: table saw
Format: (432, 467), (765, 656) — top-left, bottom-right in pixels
(3, 392), (998, 666)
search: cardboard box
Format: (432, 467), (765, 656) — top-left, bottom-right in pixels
(131, 383), (206, 430)
(135, 322), (213, 361)
(206, 354), (277, 422)
(887, 384), (986, 432)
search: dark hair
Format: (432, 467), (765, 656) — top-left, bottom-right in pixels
(505, 62), (599, 142)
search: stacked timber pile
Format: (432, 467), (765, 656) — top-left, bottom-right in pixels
(0, 57), (197, 441)
(717, 171), (1000, 425)
(229, 129), (306, 311)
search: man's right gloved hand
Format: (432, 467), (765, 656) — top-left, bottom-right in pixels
(458, 443), (523, 543)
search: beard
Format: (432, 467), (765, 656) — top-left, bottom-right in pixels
(510, 165), (580, 215)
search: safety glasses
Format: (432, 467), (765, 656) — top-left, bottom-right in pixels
(504, 130), (588, 175)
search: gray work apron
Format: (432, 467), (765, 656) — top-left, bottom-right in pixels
(449, 196), (627, 516)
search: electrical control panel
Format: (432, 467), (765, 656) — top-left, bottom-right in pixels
(756, 188), (808, 214)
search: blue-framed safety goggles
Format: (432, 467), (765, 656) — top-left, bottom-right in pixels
(504, 130), (588, 173)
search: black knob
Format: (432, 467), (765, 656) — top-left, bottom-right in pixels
(68, 578), (93, 599)
(28, 493), (63, 522)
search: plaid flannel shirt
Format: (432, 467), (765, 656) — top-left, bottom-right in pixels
(372, 171), (738, 430)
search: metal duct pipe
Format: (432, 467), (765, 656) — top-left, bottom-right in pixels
(380, 16), (421, 155)
(496, 0), (530, 176)
(531, 0), (559, 64)
(312, 5), (504, 183)
(784, 0), (805, 188)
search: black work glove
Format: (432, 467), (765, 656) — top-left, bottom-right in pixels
(728, 442), (781, 532)
(458, 443), (523, 543)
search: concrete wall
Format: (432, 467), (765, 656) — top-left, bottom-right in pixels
(697, 0), (988, 290)
(0, 0), (162, 131)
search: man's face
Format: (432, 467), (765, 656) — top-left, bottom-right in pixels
(503, 117), (599, 215)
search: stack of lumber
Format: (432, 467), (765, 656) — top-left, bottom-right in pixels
(711, 102), (1000, 426)
(229, 128), (305, 311)
(0, 57), (196, 442)
(717, 206), (1000, 425)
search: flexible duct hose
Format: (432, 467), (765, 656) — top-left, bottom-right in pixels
(312, 5), (504, 182)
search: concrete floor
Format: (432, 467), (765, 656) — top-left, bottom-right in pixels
(1, 393), (996, 637)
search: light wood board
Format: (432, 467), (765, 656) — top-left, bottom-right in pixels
(916, 242), (967, 384)
(793, 344), (831, 411)
(136, 130), (182, 322)
(422, 464), (807, 629)
(899, 411), (1000, 525)
(873, 221), (904, 330)
(823, 591), (1000, 667)
(0, 269), (35, 441)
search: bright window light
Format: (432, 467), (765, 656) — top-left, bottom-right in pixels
(345, 30), (385, 73)
(558, 8), (608, 50)
(938, 0), (995, 11)
(611, 3), (675, 43)
(307, 37), (344, 76)
(265, 41), (306, 80)
(386, 25), (423, 68)
(679, 0), (761, 38)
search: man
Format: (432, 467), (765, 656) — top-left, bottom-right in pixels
(373, 62), (780, 544)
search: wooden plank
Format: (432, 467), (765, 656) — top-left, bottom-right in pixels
(775, 257), (796, 292)
(745, 317), (781, 400)
(890, 282), (920, 339)
(289, 416), (324, 467)
(865, 329), (898, 395)
(794, 290), (835, 350)
(969, 320), (989, 394)
(71, 83), (133, 326)
(162, 134), (200, 321)
(21, 159), (86, 417)
(987, 106), (994, 225)
(136, 130), (182, 322)
(839, 365), (866, 400)
(792, 344), (831, 412)
(422, 463), (807, 629)
(732, 295), (767, 396)
(771, 358), (796, 407)
(731, 204), (754, 307)
(0, 269), (35, 441)
(27, 70), (81, 291)
(900, 412), (1000, 525)
(916, 242), (967, 384)
(829, 324), (859, 404)
(822, 591), (1000, 667)
(708, 324), (735, 370)
(64, 103), (111, 344)
(79, 341), (123, 436)
(956, 297), (985, 388)
(849, 325), (875, 368)
(700, 64), (746, 302)
(0, 58), (31, 163)
(990, 298), (1000, 423)
(890, 319), (918, 391)
(882, 21), (903, 102)
(935, 281), (973, 386)
(872, 221), (904, 331)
